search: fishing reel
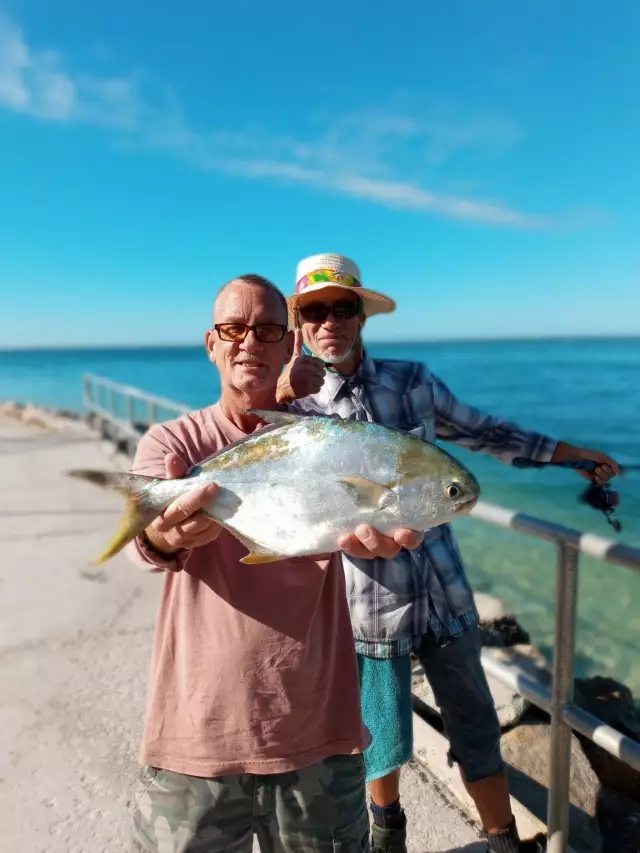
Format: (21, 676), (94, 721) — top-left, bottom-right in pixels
(578, 481), (621, 532)
(512, 456), (631, 533)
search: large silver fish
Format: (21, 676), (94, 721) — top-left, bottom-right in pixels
(75, 409), (480, 565)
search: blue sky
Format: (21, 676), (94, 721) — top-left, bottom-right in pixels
(0, 0), (638, 347)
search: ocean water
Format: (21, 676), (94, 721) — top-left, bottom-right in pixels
(2, 338), (640, 696)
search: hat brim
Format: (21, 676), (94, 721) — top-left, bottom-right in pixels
(287, 283), (396, 327)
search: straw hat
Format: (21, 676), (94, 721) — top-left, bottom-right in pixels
(287, 253), (396, 326)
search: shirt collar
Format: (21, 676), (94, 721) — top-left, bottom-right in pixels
(320, 350), (379, 403)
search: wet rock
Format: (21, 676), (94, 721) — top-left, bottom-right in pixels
(574, 676), (640, 803)
(480, 615), (531, 648)
(597, 787), (640, 853)
(473, 593), (531, 648)
(474, 592), (507, 623)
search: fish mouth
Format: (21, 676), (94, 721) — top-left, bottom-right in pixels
(452, 496), (478, 514)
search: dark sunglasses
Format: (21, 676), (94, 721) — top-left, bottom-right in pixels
(214, 323), (288, 343)
(297, 299), (361, 324)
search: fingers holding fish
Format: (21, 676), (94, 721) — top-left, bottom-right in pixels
(146, 483), (222, 554)
(338, 524), (405, 560)
(164, 452), (189, 479)
(392, 528), (424, 550)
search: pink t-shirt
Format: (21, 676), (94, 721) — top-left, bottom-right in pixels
(125, 403), (369, 778)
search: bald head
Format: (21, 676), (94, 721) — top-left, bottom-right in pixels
(214, 274), (288, 326)
(206, 273), (294, 402)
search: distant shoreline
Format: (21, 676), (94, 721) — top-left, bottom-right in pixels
(1, 333), (639, 353)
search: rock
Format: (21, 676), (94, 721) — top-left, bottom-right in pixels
(0, 400), (24, 418)
(21, 404), (54, 429)
(596, 787), (640, 853)
(500, 720), (602, 852)
(472, 593), (532, 648)
(574, 677), (640, 803)
(474, 592), (507, 623)
(21, 404), (64, 431)
(54, 408), (80, 420)
(479, 616), (531, 648)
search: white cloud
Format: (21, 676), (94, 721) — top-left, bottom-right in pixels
(0, 15), (576, 230)
(0, 17), (140, 126)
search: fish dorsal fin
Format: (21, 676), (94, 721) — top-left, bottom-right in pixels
(247, 408), (308, 427)
(339, 477), (397, 512)
(197, 423), (282, 473)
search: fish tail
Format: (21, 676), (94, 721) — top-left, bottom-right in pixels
(68, 469), (163, 564)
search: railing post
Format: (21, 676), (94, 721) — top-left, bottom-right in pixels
(82, 376), (91, 408)
(547, 543), (579, 853)
(148, 402), (157, 425)
(125, 392), (134, 424)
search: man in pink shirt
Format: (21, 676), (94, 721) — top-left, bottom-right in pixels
(125, 273), (423, 853)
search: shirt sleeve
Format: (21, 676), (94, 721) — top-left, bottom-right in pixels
(123, 423), (192, 574)
(430, 369), (558, 465)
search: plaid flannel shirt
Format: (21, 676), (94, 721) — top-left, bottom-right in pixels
(291, 353), (558, 659)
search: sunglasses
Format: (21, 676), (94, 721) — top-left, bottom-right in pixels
(297, 299), (361, 324)
(214, 323), (288, 343)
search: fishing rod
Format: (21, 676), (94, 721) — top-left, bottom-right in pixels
(512, 457), (640, 533)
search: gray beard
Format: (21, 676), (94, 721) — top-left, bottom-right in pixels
(321, 347), (354, 364)
(308, 337), (359, 364)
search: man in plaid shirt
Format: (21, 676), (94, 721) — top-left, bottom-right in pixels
(277, 253), (619, 853)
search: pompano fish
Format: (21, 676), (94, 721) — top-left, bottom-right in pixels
(73, 409), (481, 565)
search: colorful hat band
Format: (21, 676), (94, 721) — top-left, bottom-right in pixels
(295, 269), (362, 294)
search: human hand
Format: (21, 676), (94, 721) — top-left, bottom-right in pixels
(276, 330), (326, 403)
(338, 525), (424, 560)
(144, 453), (222, 556)
(551, 441), (620, 486)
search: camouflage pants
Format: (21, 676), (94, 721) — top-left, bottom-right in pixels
(129, 753), (370, 852)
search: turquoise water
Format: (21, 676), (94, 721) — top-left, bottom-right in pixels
(2, 338), (640, 694)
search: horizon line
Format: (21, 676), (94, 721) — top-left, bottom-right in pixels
(1, 332), (639, 353)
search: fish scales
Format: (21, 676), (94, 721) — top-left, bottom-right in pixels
(71, 411), (481, 565)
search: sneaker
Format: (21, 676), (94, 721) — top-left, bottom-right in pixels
(517, 834), (547, 853)
(370, 810), (407, 853)
(484, 821), (547, 853)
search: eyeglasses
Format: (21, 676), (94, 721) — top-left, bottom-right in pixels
(297, 299), (361, 324)
(214, 323), (288, 343)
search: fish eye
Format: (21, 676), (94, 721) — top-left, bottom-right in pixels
(446, 483), (461, 500)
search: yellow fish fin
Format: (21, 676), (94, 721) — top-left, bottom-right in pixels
(214, 521), (287, 565)
(93, 496), (159, 565)
(240, 550), (288, 565)
(80, 471), (162, 565)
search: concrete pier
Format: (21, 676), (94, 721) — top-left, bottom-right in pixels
(0, 415), (484, 852)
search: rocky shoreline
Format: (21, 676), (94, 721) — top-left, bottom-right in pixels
(4, 400), (639, 850)
(412, 592), (640, 852)
(0, 399), (85, 430)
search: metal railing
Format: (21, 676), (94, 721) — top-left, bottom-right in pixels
(82, 373), (640, 853)
(83, 373), (190, 452)
(469, 502), (640, 853)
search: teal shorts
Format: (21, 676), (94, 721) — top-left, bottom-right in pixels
(356, 653), (413, 784)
